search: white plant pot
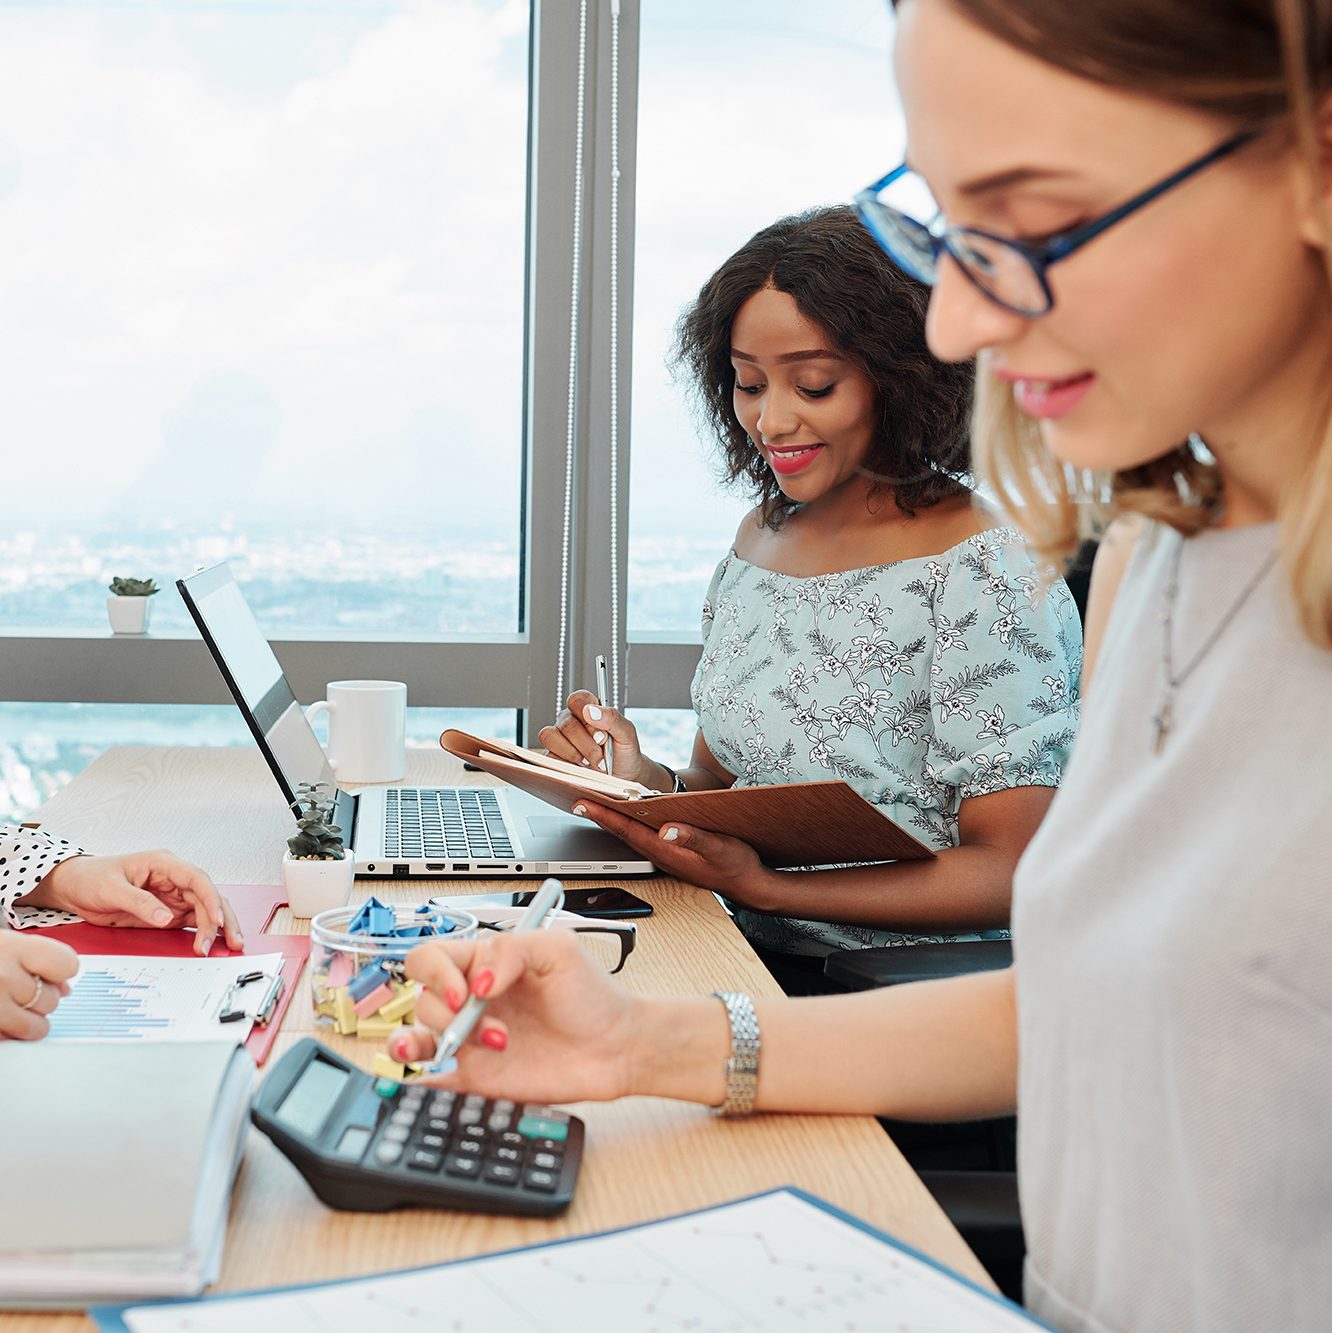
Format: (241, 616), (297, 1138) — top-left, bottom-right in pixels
(107, 595), (153, 634)
(282, 849), (356, 918)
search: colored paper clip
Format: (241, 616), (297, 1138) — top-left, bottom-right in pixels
(218, 968), (285, 1026)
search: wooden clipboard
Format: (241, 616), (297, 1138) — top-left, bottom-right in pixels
(440, 729), (935, 868)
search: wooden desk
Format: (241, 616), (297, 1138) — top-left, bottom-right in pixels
(6, 746), (989, 1330)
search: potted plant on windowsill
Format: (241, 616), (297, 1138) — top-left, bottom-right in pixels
(106, 577), (159, 634)
(282, 781), (355, 917)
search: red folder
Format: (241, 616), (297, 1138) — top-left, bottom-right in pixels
(26, 883), (307, 1066)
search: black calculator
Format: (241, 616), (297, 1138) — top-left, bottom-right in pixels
(251, 1037), (584, 1216)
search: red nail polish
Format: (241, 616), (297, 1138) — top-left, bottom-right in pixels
(480, 1027), (507, 1051)
(472, 969), (494, 999)
(445, 988), (462, 1011)
(390, 1033), (410, 1060)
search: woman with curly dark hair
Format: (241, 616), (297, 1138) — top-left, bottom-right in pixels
(541, 205), (1082, 991)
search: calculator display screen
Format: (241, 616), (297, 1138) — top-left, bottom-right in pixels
(275, 1057), (348, 1139)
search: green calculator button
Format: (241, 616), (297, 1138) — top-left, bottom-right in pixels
(517, 1115), (569, 1141)
(373, 1077), (400, 1098)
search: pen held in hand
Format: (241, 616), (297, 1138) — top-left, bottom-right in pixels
(594, 654), (614, 775)
(420, 877), (566, 1075)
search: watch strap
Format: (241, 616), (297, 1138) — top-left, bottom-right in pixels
(711, 991), (760, 1116)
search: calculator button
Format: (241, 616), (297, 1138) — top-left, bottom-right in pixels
(493, 1098), (515, 1115)
(460, 1124), (488, 1141)
(523, 1104), (569, 1123)
(454, 1138), (484, 1157)
(426, 1117), (452, 1135)
(382, 1124), (411, 1144)
(462, 1093), (486, 1111)
(418, 1133), (446, 1149)
(491, 1146), (521, 1164)
(517, 1116), (569, 1142)
(373, 1078), (400, 1098)
(445, 1154), (482, 1178)
(523, 1168), (559, 1193)
(457, 1107), (483, 1127)
(530, 1151), (560, 1171)
(484, 1162), (520, 1187)
(374, 1141), (404, 1166)
(487, 1112), (512, 1133)
(499, 1131), (525, 1149)
(401, 1089), (427, 1110)
(407, 1148), (443, 1172)
(390, 1110), (415, 1128)
(529, 1137), (565, 1154)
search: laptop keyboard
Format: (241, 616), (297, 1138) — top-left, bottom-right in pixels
(383, 788), (515, 861)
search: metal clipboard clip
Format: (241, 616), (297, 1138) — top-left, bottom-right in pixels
(218, 968), (285, 1026)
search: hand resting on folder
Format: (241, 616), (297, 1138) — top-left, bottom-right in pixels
(2, 833), (241, 1040)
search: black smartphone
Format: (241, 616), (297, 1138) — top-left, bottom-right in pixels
(429, 887), (653, 919)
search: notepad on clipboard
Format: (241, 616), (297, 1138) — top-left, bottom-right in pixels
(27, 885), (308, 1064)
(440, 729), (935, 868)
(43, 953), (288, 1045)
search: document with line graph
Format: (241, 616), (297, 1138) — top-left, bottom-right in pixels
(94, 1188), (1051, 1331)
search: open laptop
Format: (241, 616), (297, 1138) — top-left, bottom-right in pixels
(177, 563), (654, 879)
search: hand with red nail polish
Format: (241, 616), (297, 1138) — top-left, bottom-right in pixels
(398, 930), (644, 1104)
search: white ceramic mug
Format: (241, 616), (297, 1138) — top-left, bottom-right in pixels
(304, 680), (407, 783)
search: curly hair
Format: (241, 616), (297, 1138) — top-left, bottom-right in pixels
(670, 205), (974, 527)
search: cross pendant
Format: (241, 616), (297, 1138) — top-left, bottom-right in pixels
(1153, 698), (1173, 755)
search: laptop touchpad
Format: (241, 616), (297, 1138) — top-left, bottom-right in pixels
(525, 815), (631, 857)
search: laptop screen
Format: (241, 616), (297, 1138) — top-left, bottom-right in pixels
(177, 563), (336, 808)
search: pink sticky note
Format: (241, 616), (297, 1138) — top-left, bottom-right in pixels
(353, 981), (395, 1017)
(328, 952), (355, 988)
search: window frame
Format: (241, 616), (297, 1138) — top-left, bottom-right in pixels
(0, 0), (703, 736)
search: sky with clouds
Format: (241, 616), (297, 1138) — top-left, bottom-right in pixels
(0, 0), (900, 543)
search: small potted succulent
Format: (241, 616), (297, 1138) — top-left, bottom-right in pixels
(282, 781), (355, 917)
(106, 576), (160, 634)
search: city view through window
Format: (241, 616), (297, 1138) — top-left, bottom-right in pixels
(0, 0), (899, 820)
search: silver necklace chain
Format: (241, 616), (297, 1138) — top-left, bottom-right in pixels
(1153, 538), (1279, 754)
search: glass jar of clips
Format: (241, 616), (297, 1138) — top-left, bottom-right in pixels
(309, 900), (477, 1043)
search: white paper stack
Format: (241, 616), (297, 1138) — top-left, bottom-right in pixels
(0, 1040), (254, 1309)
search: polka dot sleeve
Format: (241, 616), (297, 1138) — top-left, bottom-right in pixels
(0, 825), (87, 929)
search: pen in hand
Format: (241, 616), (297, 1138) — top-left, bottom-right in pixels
(420, 877), (566, 1075)
(594, 654), (614, 775)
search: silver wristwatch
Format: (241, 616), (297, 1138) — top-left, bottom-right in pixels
(711, 991), (760, 1116)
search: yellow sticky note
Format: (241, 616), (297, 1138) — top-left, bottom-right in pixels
(356, 1014), (404, 1041)
(372, 1053), (406, 1081)
(332, 988), (359, 1035)
(376, 986), (418, 1025)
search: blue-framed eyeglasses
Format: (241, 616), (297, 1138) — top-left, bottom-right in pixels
(855, 130), (1255, 317)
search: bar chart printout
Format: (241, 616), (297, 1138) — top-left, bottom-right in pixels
(45, 955), (280, 1043)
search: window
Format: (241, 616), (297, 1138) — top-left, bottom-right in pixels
(0, 0), (529, 636)
(629, 0), (899, 635)
(2, 1), (911, 799)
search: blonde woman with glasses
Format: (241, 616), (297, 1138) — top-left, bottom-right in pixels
(395, 3), (1332, 1328)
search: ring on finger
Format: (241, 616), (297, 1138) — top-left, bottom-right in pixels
(19, 974), (44, 1012)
